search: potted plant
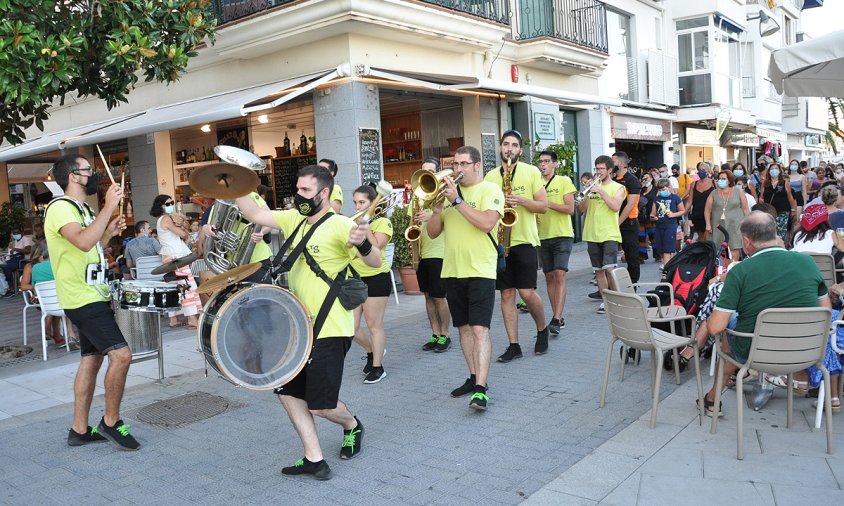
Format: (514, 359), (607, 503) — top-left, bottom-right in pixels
(389, 206), (421, 295)
(0, 202), (26, 246)
(524, 139), (578, 178)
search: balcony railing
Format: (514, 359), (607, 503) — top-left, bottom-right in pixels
(515, 0), (608, 54)
(420, 0), (510, 25)
(211, 0), (296, 25)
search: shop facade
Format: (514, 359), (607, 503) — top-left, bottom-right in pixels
(609, 113), (672, 175)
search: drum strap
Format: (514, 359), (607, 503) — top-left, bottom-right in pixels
(271, 212), (333, 274)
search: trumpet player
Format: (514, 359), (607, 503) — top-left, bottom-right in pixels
(409, 158), (451, 353)
(484, 130), (549, 362)
(427, 146), (503, 411)
(577, 156), (625, 315)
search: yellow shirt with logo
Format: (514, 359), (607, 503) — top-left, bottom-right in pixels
(272, 210), (357, 339)
(539, 175), (577, 240)
(582, 180), (624, 243)
(208, 192), (272, 264)
(330, 184), (343, 207)
(351, 216), (392, 276)
(441, 181), (504, 279)
(44, 199), (109, 310)
(484, 161), (544, 247)
(406, 199), (445, 259)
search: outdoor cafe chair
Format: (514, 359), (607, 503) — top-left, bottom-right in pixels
(33, 281), (71, 361)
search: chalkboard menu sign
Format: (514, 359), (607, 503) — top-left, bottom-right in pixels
(359, 128), (382, 184)
(273, 155), (316, 208)
(481, 133), (497, 175)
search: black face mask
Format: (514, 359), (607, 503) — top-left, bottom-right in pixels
(83, 172), (100, 196)
(294, 192), (322, 217)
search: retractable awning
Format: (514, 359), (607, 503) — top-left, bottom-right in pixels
(62, 68), (343, 150)
(365, 67), (623, 107)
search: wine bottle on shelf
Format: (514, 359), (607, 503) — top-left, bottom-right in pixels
(199, 147), (206, 162)
(300, 130), (308, 155)
(283, 132), (291, 157)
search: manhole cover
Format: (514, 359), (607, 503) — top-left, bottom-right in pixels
(135, 391), (243, 428)
(0, 345), (37, 367)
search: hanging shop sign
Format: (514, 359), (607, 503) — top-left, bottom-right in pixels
(611, 115), (670, 142)
(685, 127), (718, 146)
(728, 132), (759, 147)
(756, 128), (787, 143)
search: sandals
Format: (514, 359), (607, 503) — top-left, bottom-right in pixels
(169, 321), (187, 328)
(696, 397), (723, 417)
(764, 374), (808, 394)
(813, 397), (842, 413)
(663, 347), (692, 372)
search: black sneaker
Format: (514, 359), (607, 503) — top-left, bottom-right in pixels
(1, 291), (15, 298)
(535, 328), (549, 355)
(67, 426), (107, 446)
(433, 335), (451, 353)
(469, 391), (489, 411)
(281, 458), (332, 480)
(596, 303), (606, 315)
(362, 353), (374, 375)
(497, 343), (523, 363)
(516, 300), (529, 313)
(588, 290), (602, 300)
(340, 417), (363, 459)
(96, 418), (140, 451)
(363, 366), (386, 384)
(559, 318), (566, 329)
(548, 318), (561, 336)
(422, 334), (438, 351)
(451, 377), (474, 397)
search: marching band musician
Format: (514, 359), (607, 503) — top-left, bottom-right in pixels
(235, 165), (381, 480)
(537, 150), (577, 336)
(427, 146), (503, 411)
(577, 155), (625, 315)
(350, 184), (394, 384)
(318, 158), (344, 214)
(411, 158), (451, 354)
(484, 130), (550, 362)
(45, 154), (141, 450)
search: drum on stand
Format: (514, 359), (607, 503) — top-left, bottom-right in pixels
(199, 283), (312, 390)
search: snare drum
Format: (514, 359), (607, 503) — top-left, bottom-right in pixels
(199, 283), (312, 390)
(114, 280), (182, 311)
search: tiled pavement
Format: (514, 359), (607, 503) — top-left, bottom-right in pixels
(2, 246), (839, 504)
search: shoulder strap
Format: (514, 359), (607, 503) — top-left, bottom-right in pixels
(273, 212), (333, 273)
(544, 175), (555, 190)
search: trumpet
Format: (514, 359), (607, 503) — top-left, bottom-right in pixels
(351, 180), (401, 223)
(411, 169), (464, 208)
(573, 176), (599, 205)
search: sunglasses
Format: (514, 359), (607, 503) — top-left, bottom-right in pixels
(164, 201), (174, 206)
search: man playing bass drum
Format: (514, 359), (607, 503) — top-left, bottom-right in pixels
(235, 165), (381, 480)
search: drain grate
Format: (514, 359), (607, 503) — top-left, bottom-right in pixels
(134, 391), (244, 428)
(0, 345), (39, 367)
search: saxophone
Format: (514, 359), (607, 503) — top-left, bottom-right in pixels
(498, 157), (519, 257)
(405, 196), (421, 270)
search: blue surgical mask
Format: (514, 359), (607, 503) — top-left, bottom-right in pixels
(790, 164), (798, 171)
(717, 180), (729, 189)
(12, 234), (21, 241)
(645, 181), (652, 188)
(733, 169), (744, 177)
(770, 169), (781, 178)
(659, 190), (670, 198)
(164, 205), (175, 215)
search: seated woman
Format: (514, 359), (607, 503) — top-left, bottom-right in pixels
(787, 203), (844, 254)
(20, 247), (77, 347)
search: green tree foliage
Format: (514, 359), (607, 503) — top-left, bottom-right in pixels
(0, 0), (216, 145)
(829, 99), (844, 156)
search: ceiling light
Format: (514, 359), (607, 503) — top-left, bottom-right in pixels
(257, 114), (269, 124)
(200, 124), (211, 133)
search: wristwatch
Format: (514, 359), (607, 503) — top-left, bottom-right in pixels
(453, 197), (464, 206)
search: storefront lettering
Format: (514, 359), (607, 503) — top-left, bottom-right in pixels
(626, 122), (662, 138)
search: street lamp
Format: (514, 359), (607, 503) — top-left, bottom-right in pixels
(747, 10), (781, 37)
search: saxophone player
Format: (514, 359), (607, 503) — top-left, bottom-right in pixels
(408, 158), (452, 353)
(484, 130), (550, 362)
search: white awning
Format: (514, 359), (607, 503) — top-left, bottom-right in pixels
(62, 69), (340, 149)
(768, 29), (844, 97)
(365, 67), (623, 107)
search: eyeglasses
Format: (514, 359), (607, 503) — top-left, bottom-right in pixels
(73, 166), (93, 175)
(453, 161), (477, 168)
(538, 159), (554, 165)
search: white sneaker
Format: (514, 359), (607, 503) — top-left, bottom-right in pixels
(596, 303), (606, 315)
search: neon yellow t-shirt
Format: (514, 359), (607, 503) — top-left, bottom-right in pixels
(351, 216), (392, 276)
(484, 161), (544, 247)
(441, 181), (504, 279)
(582, 180), (624, 243)
(44, 199), (109, 309)
(539, 175), (577, 240)
(406, 199), (445, 260)
(330, 184), (343, 206)
(272, 209), (357, 339)
(208, 192), (272, 264)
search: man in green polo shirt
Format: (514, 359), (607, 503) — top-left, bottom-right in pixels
(699, 211), (828, 416)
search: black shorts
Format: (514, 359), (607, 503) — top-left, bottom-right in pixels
(445, 277), (496, 328)
(417, 258), (446, 298)
(64, 302), (128, 356)
(273, 337), (352, 410)
(587, 241), (618, 271)
(362, 272), (392, 297)
(496, 244), (539, 290)
(539, 237), (573, 273)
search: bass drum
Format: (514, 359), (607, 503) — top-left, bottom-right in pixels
(199, 283), (313, 390)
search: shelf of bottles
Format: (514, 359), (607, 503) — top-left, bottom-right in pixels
(382, 113), (423, 188)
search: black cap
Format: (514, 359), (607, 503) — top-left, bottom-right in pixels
(500, 130), (523, 144)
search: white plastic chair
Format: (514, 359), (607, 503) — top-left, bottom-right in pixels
(133, 255), (164, 281)
(21, 287), (39, 345)
(815, 319), (844, 428)
(33, 281), (70, 361)
(384, 242), (399, 305)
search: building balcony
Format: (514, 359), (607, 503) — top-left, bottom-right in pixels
(514, 0), (608, 54)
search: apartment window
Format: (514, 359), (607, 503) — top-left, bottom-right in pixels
(783, 16), (794, 45)
(678, 32), (709, 72)
(676, 17), (711, 105)
(606, 9), (635, 101)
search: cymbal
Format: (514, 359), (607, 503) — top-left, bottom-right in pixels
(196, 262), (262, 295)
(189, 163), (259, 199)
(151, 253), (199, 275)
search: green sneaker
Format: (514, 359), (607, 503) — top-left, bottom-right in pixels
(469, 392), (489, 411)
(422, 334), (438, 351)
(340, 417), (364, 459)
(433, 335), (451, 353)
(516, 300), (529, 313)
